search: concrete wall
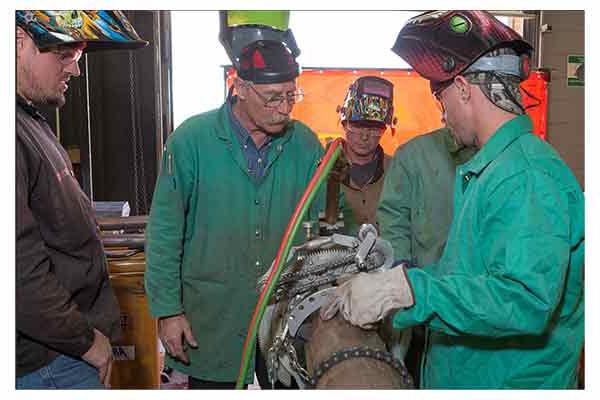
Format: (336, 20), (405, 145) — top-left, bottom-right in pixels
(539, 11), (585, 190)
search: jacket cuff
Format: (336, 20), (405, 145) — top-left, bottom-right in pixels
(71, 325), (96, 358)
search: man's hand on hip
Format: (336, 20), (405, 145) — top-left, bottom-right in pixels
(158, 314), (198, 365)
(81, 328), (114, 388)
(320, 266), (415, 329)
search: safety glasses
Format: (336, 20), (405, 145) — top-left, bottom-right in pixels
(43, 44), (85, 66)
(432, 79), (455, 115)
(247, 83), (304, 109)
(345, 126), (385, 138)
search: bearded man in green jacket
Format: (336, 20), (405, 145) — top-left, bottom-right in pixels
(322, 10), (584, 388)
(145, 40), (324, 389)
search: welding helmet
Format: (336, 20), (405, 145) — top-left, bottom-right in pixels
(219, 10), (300, 71)
(16, 10), (148, 51)
(391, 10), (532, 89)
(237, 39), (300, 84)
(338, 76), (396, 127)
(392, 10), (533, 114)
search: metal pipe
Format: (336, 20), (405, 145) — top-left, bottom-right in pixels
(84, 54), (94, 201)
(305, 314), (412, 389)
(153, 11), (165, 173)
(101, 234), (145, 249)
(97, 215), (148, 231)
(537, 11), (544, 69)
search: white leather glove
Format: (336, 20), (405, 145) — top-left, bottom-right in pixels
(320, 266), (415, 329)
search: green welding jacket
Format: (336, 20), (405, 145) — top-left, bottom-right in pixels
(392, 116), (585, 388)
(377, 128), (476, 266)
(144, 104), (324, 383)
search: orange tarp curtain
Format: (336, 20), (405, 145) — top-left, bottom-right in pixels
(225, 67), (548, 154)
(293, 69), (443, 154)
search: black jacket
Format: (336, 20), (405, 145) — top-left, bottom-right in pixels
(15, 96), (120, 377)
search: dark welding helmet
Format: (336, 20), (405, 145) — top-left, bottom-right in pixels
(16, 10), (148, 51)
(219, 10), (300, 71)
(391, 10), (532, 90)
(392, 10), (533, 114)
(338, 76), (395, 127)
(236, 40), (299, 84)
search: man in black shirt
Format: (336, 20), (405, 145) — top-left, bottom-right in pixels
(15, 10), (147, 389)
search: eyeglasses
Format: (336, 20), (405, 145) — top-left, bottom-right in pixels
(345, 126), (385, 138)
(45, 46), (84, 66)
(432, 79), (455, 101)
(432, 80), (455, 115)
(247, 83), (304, 109)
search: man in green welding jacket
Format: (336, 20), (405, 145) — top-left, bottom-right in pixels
(322, 10), (584, 388)
(144, 26), (324, 388)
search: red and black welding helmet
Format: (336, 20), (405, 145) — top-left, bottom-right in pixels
(391, 10), (533, 91)
(237, 39), (300, 84)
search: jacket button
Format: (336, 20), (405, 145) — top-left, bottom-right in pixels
(255, 199), (260, 205)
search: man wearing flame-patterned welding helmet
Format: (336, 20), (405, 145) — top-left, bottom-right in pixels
(332, 76), (396, 236)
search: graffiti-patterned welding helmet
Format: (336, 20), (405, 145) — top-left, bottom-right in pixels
(16, 10), (148, 51)
(391, 10), (533, 93)
(338, 76), (395, 127)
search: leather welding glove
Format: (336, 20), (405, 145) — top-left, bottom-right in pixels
(320, 266), (415, 329)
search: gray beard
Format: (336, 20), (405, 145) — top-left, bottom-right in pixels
(252, 120), (289, 138)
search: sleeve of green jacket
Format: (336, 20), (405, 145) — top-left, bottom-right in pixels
(145, 130), (195, 318)
(393, 170), (572, 338)
(377, 148), (413, 261)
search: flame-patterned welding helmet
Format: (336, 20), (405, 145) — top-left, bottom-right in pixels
(338, 76), (395, 127)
